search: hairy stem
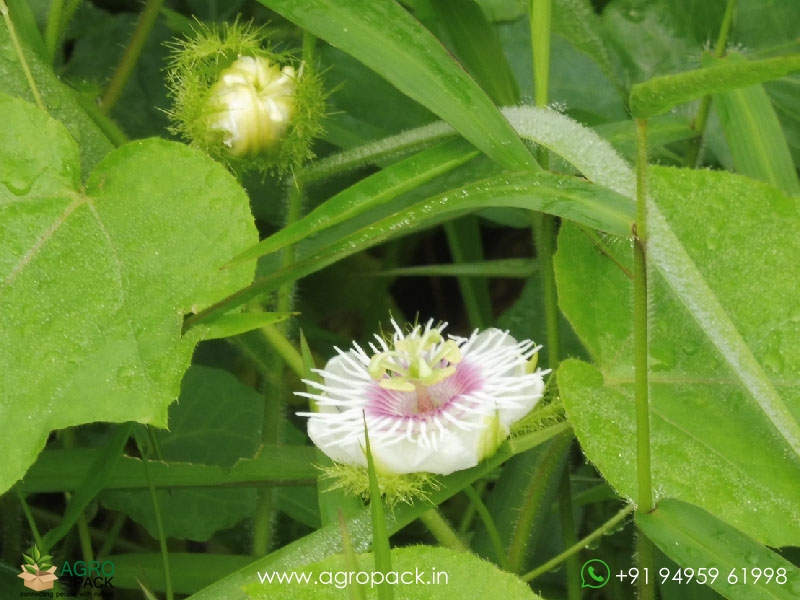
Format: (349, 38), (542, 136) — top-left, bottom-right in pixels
(1, 0), (45, 109)
(419, 509), (470, 553)
(685, 0), (737, 167)
(137, 434), (174, 600)
(462, 485), (509, 570)
(634, 118), (655, 600)
(101, 0), (165, 112)
(523, 503), (634, 582)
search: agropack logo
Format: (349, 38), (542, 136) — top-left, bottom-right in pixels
(17, 544), (115, 595)
(60, 558), (115, 592)
(18, 545), (58, 591)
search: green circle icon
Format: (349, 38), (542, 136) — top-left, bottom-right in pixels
(580, 559), (610, 589)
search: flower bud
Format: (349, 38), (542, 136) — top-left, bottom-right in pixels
(206, 56), (296, 157)
(166, 21), (324, 173)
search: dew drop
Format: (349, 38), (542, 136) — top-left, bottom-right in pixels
(762, 348), (784, 374)
(3, 175), (34, 196)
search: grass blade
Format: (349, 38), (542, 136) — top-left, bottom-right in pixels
(257, 0), (535, 171)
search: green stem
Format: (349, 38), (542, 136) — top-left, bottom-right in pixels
(101, 0), (164, 112)
(419, 509), (470, 553)
(462, 485), (509, 570)
(637, 534), (656, 600)
(634, 118), (655, 600)
(61, 428), (94, 564)
(530, 0), (551, 110)
(301, 122), (455, 185)
(522, 503), (634, 582)
(1, 0), (45, 110)
(15, 491), (43, 549)
(530, 7), (577, 598)
(97, 512), (128, 558)
(252, 177), (305, 556)
(558, 466), (581, 600)
(137, 435), (174, 600)
(634, 120), (652, 512)
(529, 0), (559, 368)
(685, 0), (737, 167)
(72, 90), (130, 147)
(457, 479), (486, 533)
(44, 0), (64, 64)
(532, 215), (559, 367)
(506, 432), (571, 573)
(443, 219), (491, 329)
(259, 323), (305, 380)
(277, 179), (304, 315)
(252, 354), (283, 556)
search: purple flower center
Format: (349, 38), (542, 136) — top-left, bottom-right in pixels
(366, 360), (483, 421)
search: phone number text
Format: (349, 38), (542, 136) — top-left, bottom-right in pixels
(615, 567), (788, 585)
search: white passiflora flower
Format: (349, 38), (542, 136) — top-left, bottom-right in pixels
(297, 320), (548, 475)
(206, 56), (296, 156)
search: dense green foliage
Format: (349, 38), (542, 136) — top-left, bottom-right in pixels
(1, 1), (798, 599)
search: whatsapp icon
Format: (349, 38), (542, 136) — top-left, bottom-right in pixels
(581, 559), (610, 588)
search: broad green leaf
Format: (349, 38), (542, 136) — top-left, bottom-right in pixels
(706, 53), (800, 195)
(243, 546), (543, 599)
(630, 54), (800, 118)
(555, 167), (800, 547)
(232, 140), (479, 264)
(186, 423), (569, 600)
(257, 0), (535, 172)
(101, 366), (264, 541)
(503, 104), (800, 458)
(601, 0), (710, 85)
(0, 95), (257, 495)
(0, 23), (114, 173)
(638, 499), (800, 600)
(551, 0), (624, 94)
(186, 171), (634, 329)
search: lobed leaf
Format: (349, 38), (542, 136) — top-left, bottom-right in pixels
(0, 95), (257, 495)
(555, 166), (800, 546)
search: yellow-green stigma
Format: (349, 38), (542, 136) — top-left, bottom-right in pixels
(367, 327), (462, 393)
